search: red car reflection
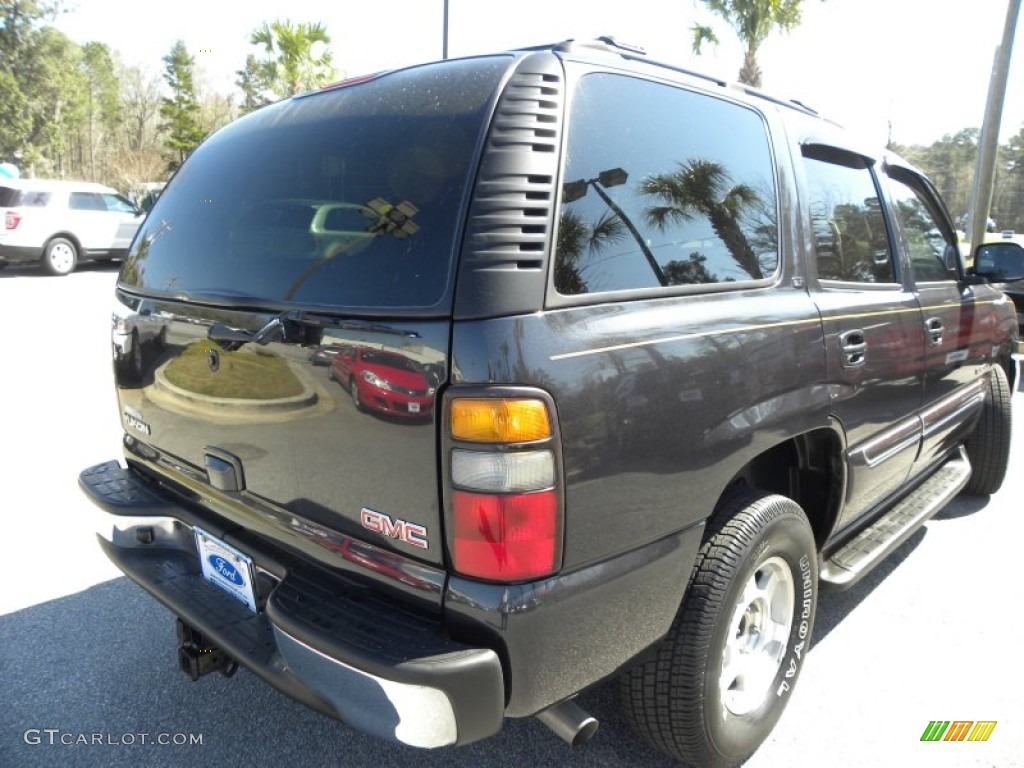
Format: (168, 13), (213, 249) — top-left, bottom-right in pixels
(328, 347), (435, 418)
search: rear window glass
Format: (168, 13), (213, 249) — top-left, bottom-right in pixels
(120, 57), (510, 311)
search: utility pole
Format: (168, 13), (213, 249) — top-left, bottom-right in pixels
(967, 0), (1020, 252)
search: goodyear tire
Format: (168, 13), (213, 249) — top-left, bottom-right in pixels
(963, 365), (1012, 495)
(43, 236), (78, 276)
(621, 489), (818, 768)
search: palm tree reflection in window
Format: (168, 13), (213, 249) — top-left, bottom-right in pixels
(642, 159), (768, 281)
(555, 209), (626, 294)
(555, 160), (776, 294)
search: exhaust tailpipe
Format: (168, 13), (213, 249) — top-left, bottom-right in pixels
(536, 699), (599, 747)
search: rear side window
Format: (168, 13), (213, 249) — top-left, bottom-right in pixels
(802, 149), (895, 284)
(554, 73), (778, 295)
(121, 56), (510, 311)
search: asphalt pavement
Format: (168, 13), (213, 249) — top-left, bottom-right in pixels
(1, 262), (1021, 767)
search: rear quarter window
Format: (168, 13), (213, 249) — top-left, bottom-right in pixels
(554, 73), (779, 296)
(120, 56), (510, 311)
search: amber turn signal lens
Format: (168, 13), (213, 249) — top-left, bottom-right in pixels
(450, 398), (551, 443)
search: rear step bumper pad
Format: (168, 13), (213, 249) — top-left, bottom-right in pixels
(79, 460), (504, 748)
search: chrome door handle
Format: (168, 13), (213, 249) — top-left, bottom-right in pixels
(839, 329), (867, 368)
(925, 317), (943, 346)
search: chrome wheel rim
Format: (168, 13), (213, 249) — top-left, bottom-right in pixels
(49, 242), (75, 273)
(720, 555), (795, 716)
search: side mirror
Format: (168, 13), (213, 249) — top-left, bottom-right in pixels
(972, 242), (1024, 282)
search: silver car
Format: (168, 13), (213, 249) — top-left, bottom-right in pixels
(0, 178), (144, 275)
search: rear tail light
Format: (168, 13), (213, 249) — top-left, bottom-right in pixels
(450, 398), (551, 442)
(451, 449), (555, 493)
(446, 393), (561, 582)
(452, 491), (557, 581)
(4, 211), (20, 230)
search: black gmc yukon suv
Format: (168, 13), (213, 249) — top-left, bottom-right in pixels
(79, 39), (1019, 767)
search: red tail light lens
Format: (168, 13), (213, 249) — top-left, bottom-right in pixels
(452, 490), (558, 581)
(4, 211), (20, 230)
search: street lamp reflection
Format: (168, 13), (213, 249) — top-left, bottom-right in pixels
(562, 167), (667, 286)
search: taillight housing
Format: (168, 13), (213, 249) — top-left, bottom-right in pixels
(444, 389), (563, 582)
(4, 210), (20, 230)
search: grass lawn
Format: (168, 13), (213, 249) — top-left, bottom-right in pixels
(164, 343), (304, 399)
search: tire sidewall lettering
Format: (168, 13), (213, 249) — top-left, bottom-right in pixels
(705, 508), (818, 757)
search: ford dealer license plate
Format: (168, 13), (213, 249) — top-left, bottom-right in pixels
(195, 527), (257, 613)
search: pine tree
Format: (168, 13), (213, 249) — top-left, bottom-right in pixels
(159, 40), (204, 171)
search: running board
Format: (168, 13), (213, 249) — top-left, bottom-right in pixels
(820, 448), (972, 590)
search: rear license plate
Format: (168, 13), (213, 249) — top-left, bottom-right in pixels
(194, 527), (257, 613)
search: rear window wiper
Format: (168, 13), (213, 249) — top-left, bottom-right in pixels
(208, 310), (419, 350)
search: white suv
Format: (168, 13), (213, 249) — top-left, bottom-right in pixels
(0, 179), (144, 275)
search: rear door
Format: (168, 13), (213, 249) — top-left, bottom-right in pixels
(800, 144), (927, 529)
(111, 56), (511, 569)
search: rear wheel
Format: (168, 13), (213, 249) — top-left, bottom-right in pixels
(621, 489), (818, 768)
(43, 237), (78, 276)
(963, 365), (1012, 495)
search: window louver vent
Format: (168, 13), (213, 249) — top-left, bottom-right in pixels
(455, 54), (565, 320)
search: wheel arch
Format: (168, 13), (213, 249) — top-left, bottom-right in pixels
(723, 425), (847, 549)
(45, 231), (82, 252)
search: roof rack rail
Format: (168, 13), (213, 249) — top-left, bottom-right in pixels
(532, 37), (726, 89)
(524, 38), (822, 119)
(554, 36), (647, 55)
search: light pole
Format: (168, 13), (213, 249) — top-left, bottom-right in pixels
(562, 167), (667, 287)
(442, 0), (449, 59)
(967, 0), (1020, 253)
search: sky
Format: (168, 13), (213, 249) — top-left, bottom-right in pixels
(53, 0), (1023, 148)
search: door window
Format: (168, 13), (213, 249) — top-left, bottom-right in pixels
(69, 192), (106, 211)
(803, 150), (895, 284)
(101, 193), (138, 214)
(884, 174), (956, 282)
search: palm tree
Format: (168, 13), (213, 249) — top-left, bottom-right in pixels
(642, 159), (765, 279)
(691, 0), (815, 87)
(249, 20), (335, 99)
